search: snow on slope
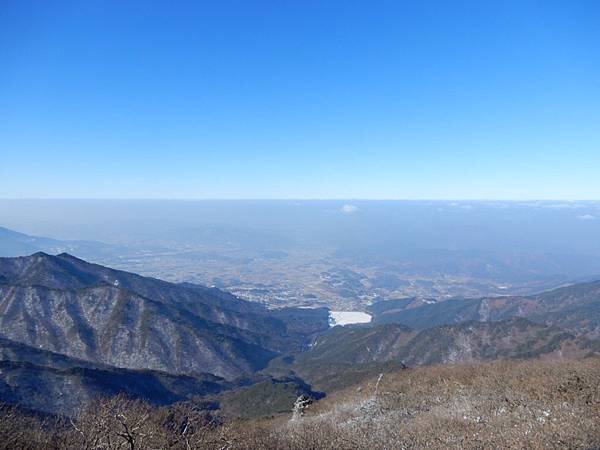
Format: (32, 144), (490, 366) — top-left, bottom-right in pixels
(329, 311), (372, 327)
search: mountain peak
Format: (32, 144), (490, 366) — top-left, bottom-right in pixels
(31, 251), (52, 258)
(56, 252), (78, 259)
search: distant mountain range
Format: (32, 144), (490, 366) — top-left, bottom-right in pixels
(368, 280), (600, 339)
(0, 226), (116, 258)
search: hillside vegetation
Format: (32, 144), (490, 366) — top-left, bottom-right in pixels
(2, 357), (600, 449)
(227, 357), (600, 449)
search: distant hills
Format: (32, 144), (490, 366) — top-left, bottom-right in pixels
(369, 281), (600, 339)
(0, 225), (116, 259)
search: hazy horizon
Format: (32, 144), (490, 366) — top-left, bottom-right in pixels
(3, 199), (600, 308)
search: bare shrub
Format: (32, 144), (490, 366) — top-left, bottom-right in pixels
(230, 357), (600, 450)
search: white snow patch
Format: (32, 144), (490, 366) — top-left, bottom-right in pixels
(329, 311), (372, 327)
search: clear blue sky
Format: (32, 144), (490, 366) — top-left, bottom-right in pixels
(1, 1), (599, 199)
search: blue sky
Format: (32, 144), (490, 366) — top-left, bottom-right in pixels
(1, 1), (599, 199)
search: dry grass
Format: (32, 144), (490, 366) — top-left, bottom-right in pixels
(228, 357), (600, 449)
(1, 358), (600, 449)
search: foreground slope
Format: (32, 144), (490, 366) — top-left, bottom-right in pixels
(3, 358), (600, 449)
(238, 358), (600, 450)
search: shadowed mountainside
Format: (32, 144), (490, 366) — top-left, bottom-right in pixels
(266, 318), (599, 391)
(0, 335), (322, 417)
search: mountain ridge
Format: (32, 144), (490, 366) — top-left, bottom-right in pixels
(0, 252), (330, 379)
(369, 280), (600, 339)
(267, 317), (599, 391)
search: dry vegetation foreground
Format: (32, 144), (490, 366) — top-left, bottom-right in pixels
(2, 357), (600, 449)
(226, 358), (600, 449)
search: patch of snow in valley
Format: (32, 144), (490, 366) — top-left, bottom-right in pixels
(329, 311), (372, 327)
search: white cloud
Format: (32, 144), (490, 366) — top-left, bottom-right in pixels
(577, 214), (596, 220)
(340, 204), (359, 214)
(447, 202), (473, 210)
(545, 202), (587, 209)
